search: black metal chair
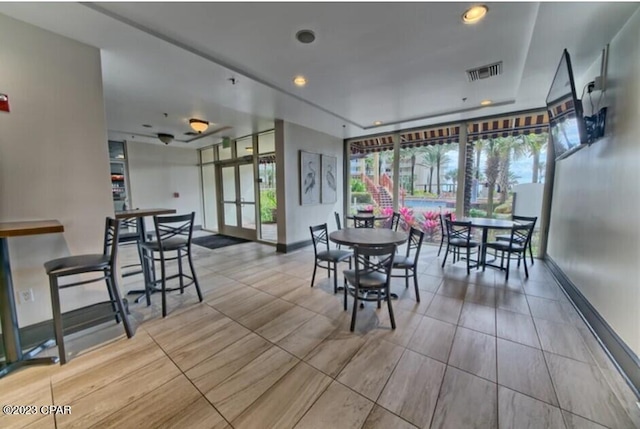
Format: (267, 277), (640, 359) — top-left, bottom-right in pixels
(334, 212), (343, 249)
(388, 212), (401, 231)
(343, 244), (397, 332)
(44, 218), (133, 364)
(391, 227), (425, 302)
(495, 215), (537, 265)
(437, 213), (452, 257)
(441, 219), (479, 275)
(484, 222), (534, 281)
(140, 212), (202, 317)
(353, 215), (374, 228)
(310, 224), (352, 293)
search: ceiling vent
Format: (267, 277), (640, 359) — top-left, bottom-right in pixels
(467, 61), (502, 82)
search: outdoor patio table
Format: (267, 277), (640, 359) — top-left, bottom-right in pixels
(0, 220), (64, 377)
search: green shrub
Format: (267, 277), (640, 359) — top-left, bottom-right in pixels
(260, 189), (277, 223)
(351, 179), (366, 193)
(469, 208), (487, 218)
(351, 192), (373, 204)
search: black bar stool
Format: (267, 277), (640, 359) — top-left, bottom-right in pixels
(140, 212), (202, 317)
(44, 218), (133, 364)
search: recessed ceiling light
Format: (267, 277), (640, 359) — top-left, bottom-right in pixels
(480, 99), (493, 106)
(462, 5), (488, 24)
(293, 76), (307, 87)
(373, 121), (383, 126)
(296, 29), (316, 44)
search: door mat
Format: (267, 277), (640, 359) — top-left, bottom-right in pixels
(192, 234), (250, 250)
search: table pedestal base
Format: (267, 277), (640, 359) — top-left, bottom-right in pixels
(0, 339), (59, 378)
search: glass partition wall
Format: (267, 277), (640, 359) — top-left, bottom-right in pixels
(199, 130), (277, 243)
(347, 111), (549, 251)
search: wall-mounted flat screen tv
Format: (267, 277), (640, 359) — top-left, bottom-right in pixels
(546, 49), (587, 160)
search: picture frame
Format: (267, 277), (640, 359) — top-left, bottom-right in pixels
(300, 151), (321, 205)
(321, 154), (337, 204)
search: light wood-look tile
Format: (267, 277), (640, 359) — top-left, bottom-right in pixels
(232, 362), (331, 429)
(337, 339), (404, 401)
(458, 302), (496, 336)
(497, 338), (558, 406)
(545, 352), (633, 428)
(170, 320), (251, 371)
(186, 333), (271, 394)
(416, 272), (442, 293)
(431, 366), (498, 429)
(294, 381), (373, 429)
(522, 279), (567, 302)
(236, 298), (295, 331)
(498, 386), (565, 429)
(256, 305), (316, 342)
(205, 346), (299, 422)
(277, 313), (337, 358)
(393, 287), (435, 315)
(448, 326), (497, 381)
(210, 288), (277, 320)
(253, 272), (307, 297)
(534, 318), (593, 364)
(51, 332), (164, 405)
(496, 309), (540, 348)
(495, 289), (530, 315)
(95, 375), (227, 428)
(56, 357), (181, 429)
(408, 315), (456, 363)
(0, 366), (54, 429)
(464, 284), (496, 307)
(201, 278), (248, 302)
(425, 295), (463, 324)
(436, 278), (469, 300)
(562, 411), (608, 429)
(378, 350), (446, 427)
(366, 307), (423, 348)
(362, 405), (418, 429)
(21, 415), (54, 429)
(305, 330), (367, 377)
(527, 295), (572, 324)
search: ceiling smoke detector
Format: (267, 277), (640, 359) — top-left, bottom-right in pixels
(466, 61), (503, 82)
(157, 133), (174, 145)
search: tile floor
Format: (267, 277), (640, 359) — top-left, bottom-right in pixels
(1, 240), (639, 428)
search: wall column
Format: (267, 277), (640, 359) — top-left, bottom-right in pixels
(392, 133), (401, 211)
(456, 122), (468, 217)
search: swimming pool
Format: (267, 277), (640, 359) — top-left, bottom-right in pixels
(402, 199), (454, 210)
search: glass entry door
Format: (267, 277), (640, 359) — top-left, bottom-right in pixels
(217, 156), (257, 240)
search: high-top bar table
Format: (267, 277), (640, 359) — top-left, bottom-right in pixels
(0, 220), (64, 377)
(115, 209), (176, 304)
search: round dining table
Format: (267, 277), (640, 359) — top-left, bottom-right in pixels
(459, 217), (518, 268)
(329, 227), (408, 248)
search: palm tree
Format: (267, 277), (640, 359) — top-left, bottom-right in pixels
(484, 138), (502, 216)
(521, 133), (548, 183)
(496, 136), (527, 204)
(420, 147), (439, 193)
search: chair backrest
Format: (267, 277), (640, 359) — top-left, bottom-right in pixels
(334, 212), (342, 230)
(405, 227), (425, 263)
(446, 219), (473, 243)
(507, 222), (534, 248)
(152, 212), (195, 252)
(513, 215), (538, 231)
(389, 212), (401, 231)
(103, 217), (121, 268)
(310, 223), (330, 255)
(440, 212), (452, 237)
(353, 215), (374, 228)
(352, 244), (396, 288)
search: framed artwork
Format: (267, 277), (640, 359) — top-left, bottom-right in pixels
(300, 151), (320, 205)
(321, 154), (337, 204)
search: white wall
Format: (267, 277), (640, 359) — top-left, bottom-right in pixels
(127, 142), (203, 227)
(276, 120), (344, 245)
(0, 14), (113, 326)
(548, 9), (640, 354)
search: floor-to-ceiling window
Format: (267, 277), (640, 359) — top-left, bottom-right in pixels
(200, 146), (217, 231)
